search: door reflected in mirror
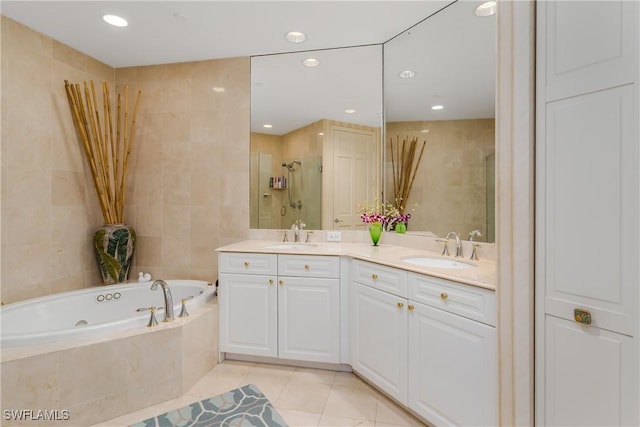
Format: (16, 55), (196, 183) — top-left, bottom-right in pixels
(250, 45), (383, 230)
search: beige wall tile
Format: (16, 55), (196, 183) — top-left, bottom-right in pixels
(3, 18), (250, 298)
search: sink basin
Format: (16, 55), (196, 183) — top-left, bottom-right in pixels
(402, 256), (476, 270)
(263, 243), (317, 250)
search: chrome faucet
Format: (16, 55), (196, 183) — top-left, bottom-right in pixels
(150, 280), (174, 322)
(468, 230), (483, 261)
(291, 220), (306, 242)
(446, 231), (462, 257)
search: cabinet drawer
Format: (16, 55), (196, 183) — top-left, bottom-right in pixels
(219, 252), (277, 275)
(408, 272), (496, 326)
(352, 260), (407, 297)
(278, 255), (339, 278)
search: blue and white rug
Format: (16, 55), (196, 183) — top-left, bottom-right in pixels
(130, 384), (288, 427)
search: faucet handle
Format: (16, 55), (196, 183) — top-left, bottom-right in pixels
(179, 297), (193, 318)
(306, 230), (314, 243)
(282, 230), (289, 242)
(469, 229), (483, 242)
(436, 238), (450, 256)
(470, 243), (481, 261)
(147, 306), (159, 327)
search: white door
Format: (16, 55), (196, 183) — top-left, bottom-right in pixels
(219, 273), (277, 357)
(351, 283), (407, 404)
(536, 1), (639, 425)
(277, 276), (340, 363)
(331, 126), (379, 229)
(408, 301), (497, 426)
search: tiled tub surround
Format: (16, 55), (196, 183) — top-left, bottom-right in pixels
(0, 298), (219, 426)
(1, 280), (215, 347)
(216, 239), (497, 425)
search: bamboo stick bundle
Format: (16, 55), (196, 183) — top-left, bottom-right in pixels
(64, 80), (141, 224)
(389, 135), (427, 214)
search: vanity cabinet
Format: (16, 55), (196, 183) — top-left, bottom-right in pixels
(351, 281), (408, 404)
(407, 273), (497, 426)
(350, 259), (497, 425)
(219, 252), (340, 363)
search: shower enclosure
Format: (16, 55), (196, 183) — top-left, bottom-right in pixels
(280, 156), (322, 230)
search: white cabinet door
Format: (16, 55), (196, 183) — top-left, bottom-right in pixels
(408, 302), (496, 427)
(543, 315), (635, 427)
(278, 276), (340, 363)
(219, 273), (277, 357)
(351, 283), (407, 404)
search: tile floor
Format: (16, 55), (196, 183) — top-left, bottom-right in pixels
(90, 360), (426, 427)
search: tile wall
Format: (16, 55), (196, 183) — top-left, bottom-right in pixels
(1, 17), (251, 303)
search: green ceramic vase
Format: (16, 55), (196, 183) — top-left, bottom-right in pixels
(395, 222), (407, 234)
(369, 222), (383, 246)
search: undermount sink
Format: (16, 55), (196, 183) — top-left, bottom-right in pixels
(263, 243), (317, 250)
(402, 256), (476, 270)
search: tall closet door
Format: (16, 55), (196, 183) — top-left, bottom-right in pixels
(536, 1), (639, 426)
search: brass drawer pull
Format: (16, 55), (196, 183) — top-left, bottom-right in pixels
(408, 304), (415, 311)
(243, 261), (250, 268)
(279, 280), (284, 286)
(397, 302), (404, 308)
(268, 279), (274, 285)
(574, 308), (592, 325)
(371, 273), (378, 280)
(440, 292), (448, 300)
(304, 264), (310, 271)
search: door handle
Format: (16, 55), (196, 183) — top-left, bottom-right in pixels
(574, 308), (592, 325)
(334, 218), (344, 223)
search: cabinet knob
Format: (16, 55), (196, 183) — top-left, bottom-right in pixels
(304, 264), (310, 271)
(440, 292), (448, 300)
(574, 308), (592, 325)
(268, 279), (274, 285)
(243, 261), (249, 268)
(371, 273), (378, 280)
(408, 304), (415, 311)
(279, 280), (284, 286)
(397, 302), (404, 308)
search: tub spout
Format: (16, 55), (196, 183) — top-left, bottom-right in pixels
(150, 280), (174, 322)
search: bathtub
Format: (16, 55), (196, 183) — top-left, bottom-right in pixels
(0, 279), (216, 347)
(1, 279), (219, 426)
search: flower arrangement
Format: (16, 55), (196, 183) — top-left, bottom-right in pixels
(359, 198), (412, 229)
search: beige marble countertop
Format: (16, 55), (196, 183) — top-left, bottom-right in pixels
(216, 240), (495, 291)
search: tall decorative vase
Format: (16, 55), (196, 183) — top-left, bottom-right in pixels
(369, 222), (383, 246)
(94, 224), (136, 285)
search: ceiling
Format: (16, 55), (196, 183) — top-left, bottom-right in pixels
(1, 1), (451, 68)
(1, 1), (495, 135)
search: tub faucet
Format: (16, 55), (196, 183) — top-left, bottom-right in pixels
(150, 280), (174, 322)
(446, 231), (462, 257)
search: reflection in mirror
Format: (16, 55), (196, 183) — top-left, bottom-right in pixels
(250, 45), (383, 230)
(384, 1), (496, 242)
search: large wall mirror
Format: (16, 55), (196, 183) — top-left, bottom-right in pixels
(250, 0), (496, 242)
(250, 45), (383, 230)
(383, 0), (496, 242)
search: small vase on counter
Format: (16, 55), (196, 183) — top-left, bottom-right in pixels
(368, 222), (383, 246)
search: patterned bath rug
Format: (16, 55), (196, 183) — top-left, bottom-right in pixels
(130, 384), (288, 427)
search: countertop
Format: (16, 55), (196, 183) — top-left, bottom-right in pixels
(216, 240), (495, 291)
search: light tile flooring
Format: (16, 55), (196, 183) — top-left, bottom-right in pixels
(91, 360), (426, 427)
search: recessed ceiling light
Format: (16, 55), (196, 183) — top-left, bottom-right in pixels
(399, 70), (416, 79)
(431, 105), (444, 110)
(212, 86), (226, 93)
(475, 1), (497, 17)
(345, 109), (356, 114)
(285, 31), (306, 43)
(318, 132), (324, 136)
(302, 58), (320, 67)
(420, 129), (430, 133)
(263, 124), (273, 128)
(103, 14), (128, 27)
